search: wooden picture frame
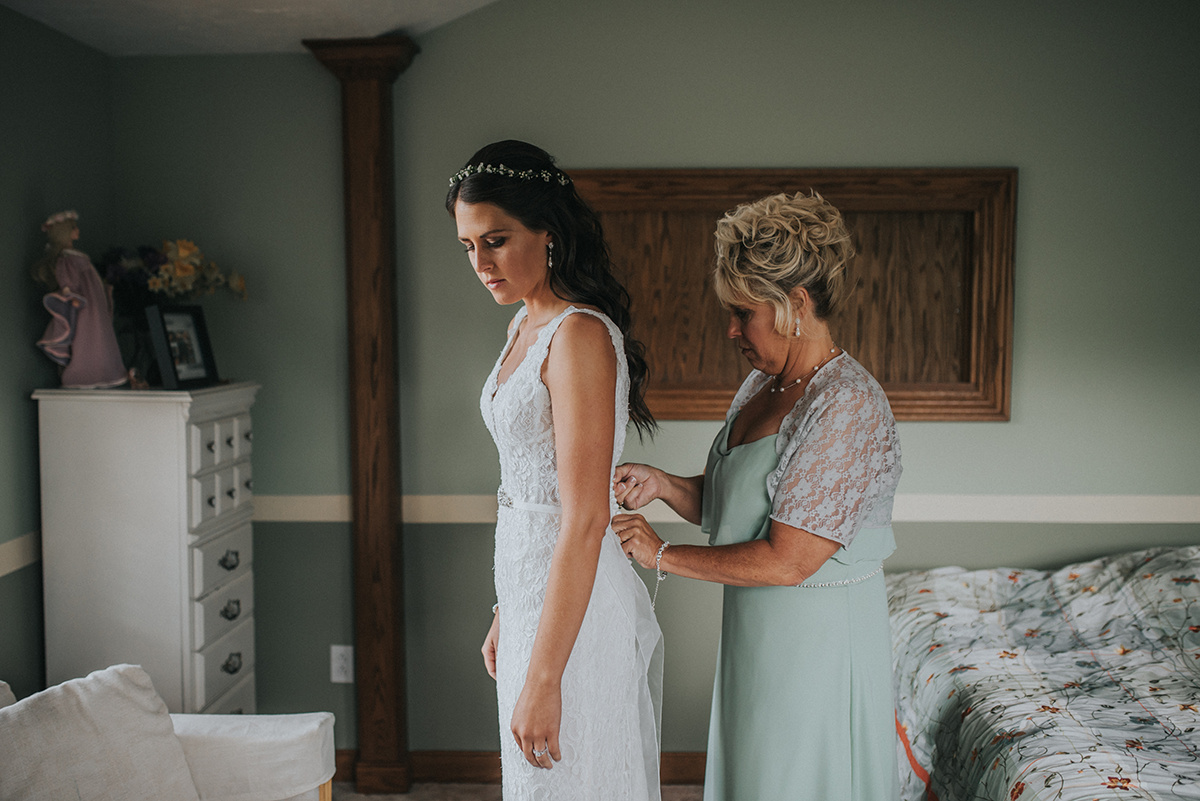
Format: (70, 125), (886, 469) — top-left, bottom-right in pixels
(571, 168), (1017, 421)
(145, 304), (221, 390)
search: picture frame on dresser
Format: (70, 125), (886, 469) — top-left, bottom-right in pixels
(146, 304), (220, 390)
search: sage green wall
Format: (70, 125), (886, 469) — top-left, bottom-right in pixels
(397, 0), (1200, 498)
(108, 54), (350, 494)
(0, 5), (114, 699)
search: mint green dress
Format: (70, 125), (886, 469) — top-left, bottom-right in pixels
(700, 355), (901, 801)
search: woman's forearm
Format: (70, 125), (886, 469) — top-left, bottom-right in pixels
(658, 540), (796, 586)
(656, 472), (705, 525)
(659, 523), (840, 587)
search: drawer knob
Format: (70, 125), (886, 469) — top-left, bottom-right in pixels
(243, 479), (254, 491)
(226, 435), (234, 447)
(207, 441), (216, 453)
(221, 652), (243, 675)
(243, 431), (253, 442)
(207, 496), (216, 508)
(226, 488), (237, 499)
(218, 550), (240, 571)
(220, 599), (242, 621)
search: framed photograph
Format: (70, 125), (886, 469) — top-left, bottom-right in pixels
(145, 304), (220, 390)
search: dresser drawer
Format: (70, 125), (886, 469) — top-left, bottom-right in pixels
(190, 420), (219, 474)
(234, 462), (253, 510)
(203, 671), (256, 714)
(193, 570), (254, 649)
(232, 414), (253, 461)
(193, 524), (252, 598)
(216, 466), (237, 516)
(190, 416), (245, 475)
(193, 618), (255, 711)
(191, 472), (219, 528)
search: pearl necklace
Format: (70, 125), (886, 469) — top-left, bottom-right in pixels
(770, 345), (838, 393)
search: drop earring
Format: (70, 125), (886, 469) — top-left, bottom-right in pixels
(547, 241), (554, 270)
(794, 318), (802, 337)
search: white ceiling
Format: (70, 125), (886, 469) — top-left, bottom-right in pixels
(2, 0), (499, 55)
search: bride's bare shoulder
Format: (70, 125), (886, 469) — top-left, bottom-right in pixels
(545, 310), (617, 377)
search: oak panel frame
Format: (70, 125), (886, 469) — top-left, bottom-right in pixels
(570, 168), (1016, 421)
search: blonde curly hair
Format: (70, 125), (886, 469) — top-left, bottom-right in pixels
(712, 191), (855, 337)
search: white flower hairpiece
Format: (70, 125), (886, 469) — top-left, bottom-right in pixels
(41, 210), (78, 231)
(449, 162), (571, 187)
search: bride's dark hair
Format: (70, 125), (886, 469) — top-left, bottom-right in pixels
(446, 140), (656, 438)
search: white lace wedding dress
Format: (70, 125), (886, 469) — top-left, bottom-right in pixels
(481, 305), (663, 801)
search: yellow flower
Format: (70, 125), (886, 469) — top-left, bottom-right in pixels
(174, 260), (196, 277)
(147, 276), (163, 291)
(165, 239), (201, 263)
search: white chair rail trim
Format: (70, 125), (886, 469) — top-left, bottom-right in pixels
(252, 494), (1200, 526)
(5, 497), (1198, 579)
(0, 533), (39, 579)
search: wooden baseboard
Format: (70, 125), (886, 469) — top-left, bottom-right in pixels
(334, 750), (357, 782)
(659, 751), (706, 784)
(334, 749), (705, 785)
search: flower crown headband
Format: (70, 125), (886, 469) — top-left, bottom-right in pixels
(449, 162), (572, 188)
(41, 209), (78, 231)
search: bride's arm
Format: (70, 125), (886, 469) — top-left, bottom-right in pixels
(510, 313), (617, 769)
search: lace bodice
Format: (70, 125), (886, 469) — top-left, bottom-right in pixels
(480, 305), (629, 509)
(728, 353), (902, 547)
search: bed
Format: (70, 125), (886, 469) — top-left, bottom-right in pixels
(888, 544), (1200, 801)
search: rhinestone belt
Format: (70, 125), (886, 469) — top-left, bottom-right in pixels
(797, 565), (883, 588)
(496, 489), (561, 515)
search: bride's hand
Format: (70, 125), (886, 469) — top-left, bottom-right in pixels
(481, 611), (499, 680)
(511, 678), (562, 769)
(612, 463), (662, 510)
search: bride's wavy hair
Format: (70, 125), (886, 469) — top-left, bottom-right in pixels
(446, 140), (656, 438)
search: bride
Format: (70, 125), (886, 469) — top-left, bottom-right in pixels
(446, 140), (663, 800)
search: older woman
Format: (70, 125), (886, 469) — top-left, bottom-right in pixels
(613, 191), (901, 801)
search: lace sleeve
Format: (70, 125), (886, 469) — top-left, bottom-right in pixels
(769, 373), (901, 547)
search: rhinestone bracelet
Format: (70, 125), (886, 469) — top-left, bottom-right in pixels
(651, 541), (670, 609)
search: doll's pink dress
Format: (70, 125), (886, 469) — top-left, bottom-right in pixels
(37, 249), (127, 388)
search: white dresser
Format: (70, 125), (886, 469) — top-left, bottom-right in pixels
(35, 382), (260, 713)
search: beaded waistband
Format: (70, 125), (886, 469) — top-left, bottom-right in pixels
(497, 489), (562, 515)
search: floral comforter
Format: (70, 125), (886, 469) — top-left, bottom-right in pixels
(889, 545), (1200, 801)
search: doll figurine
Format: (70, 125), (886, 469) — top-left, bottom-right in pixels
(33, 210), (128, 388)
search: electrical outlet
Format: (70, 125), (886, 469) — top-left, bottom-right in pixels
(331, 645), (354, 684)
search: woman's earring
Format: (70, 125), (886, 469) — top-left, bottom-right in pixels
(547, 241), (554, 270)
(794, 318), (802, 337)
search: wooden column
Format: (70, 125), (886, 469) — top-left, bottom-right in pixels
(304, 35), (417, 795)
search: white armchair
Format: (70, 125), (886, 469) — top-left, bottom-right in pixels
(0, 664), (334, 801)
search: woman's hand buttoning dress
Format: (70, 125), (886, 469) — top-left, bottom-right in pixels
(448, 140), (663, 801)
(613, 191), (902, 801)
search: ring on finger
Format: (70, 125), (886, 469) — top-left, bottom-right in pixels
(532, 745), (549, 757)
